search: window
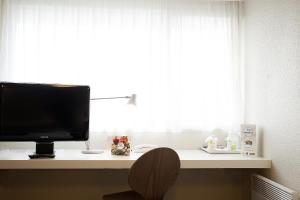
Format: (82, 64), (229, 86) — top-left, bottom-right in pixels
(0, 0), (244, 134)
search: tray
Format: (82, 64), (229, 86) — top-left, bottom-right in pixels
(201, 147), (240, 154)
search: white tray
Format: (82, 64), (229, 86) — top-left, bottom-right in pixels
(201, 147), (240, 154)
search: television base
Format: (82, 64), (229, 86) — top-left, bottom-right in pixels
(29, 142), (56, 159)
(29, 153), (55, 159)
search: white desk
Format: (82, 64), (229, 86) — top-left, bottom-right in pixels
(0, 149), (271, 169)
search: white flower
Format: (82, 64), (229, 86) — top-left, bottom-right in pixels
(117, 142), (125, 150)
(205, 136), (218, 144)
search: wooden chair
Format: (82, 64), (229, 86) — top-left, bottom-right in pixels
(102, 147), (181, 200)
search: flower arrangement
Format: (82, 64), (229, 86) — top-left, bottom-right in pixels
(111, 136), (130, 156)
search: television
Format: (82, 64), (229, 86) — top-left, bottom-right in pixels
(0, 82), (90, 158)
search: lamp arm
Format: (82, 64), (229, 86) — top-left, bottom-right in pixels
(90, 96), (131, 100)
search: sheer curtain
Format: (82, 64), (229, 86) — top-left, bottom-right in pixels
(0, 0), (244, 134)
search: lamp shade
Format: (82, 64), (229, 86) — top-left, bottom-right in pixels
(128, 94), (137, 106)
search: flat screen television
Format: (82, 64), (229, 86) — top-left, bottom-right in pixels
(0, 82), (90, 158)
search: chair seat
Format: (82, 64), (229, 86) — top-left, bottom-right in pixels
(103, 190), (144, 200)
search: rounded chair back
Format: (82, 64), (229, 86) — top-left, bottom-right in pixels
(128, 147), (180, 200)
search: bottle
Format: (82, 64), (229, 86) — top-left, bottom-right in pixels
(226, 130), (238, 152)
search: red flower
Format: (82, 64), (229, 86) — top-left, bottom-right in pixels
(113, 137), (119, 145)
(119, 136), (128, 144)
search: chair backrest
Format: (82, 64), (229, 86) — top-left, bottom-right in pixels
(128, 147), (180, 200)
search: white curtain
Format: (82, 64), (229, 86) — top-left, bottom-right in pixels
(0, 0), (244, 134)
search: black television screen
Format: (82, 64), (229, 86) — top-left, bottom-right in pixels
(0, 82), (90, 142)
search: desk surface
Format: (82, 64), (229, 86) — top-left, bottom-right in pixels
(0, 149), (271, 169)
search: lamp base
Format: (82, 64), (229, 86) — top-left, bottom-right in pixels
(81, 149), (104, 154)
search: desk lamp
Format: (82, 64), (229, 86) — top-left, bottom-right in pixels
(81, 94), (136, 154)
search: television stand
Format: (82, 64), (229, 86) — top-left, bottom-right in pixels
(29, 142), (55, 159)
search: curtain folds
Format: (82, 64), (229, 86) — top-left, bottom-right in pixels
(0, 0), (244, 134)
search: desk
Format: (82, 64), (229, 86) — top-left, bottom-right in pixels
(0, 149), (271, 169)
(0, 149), (271, 200)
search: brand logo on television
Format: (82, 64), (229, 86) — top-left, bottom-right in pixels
(40, 136), (49, 139)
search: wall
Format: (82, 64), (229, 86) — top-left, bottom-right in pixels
(245, 0), (300, 194)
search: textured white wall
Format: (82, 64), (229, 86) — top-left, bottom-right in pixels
(245, 0), (300, 194)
